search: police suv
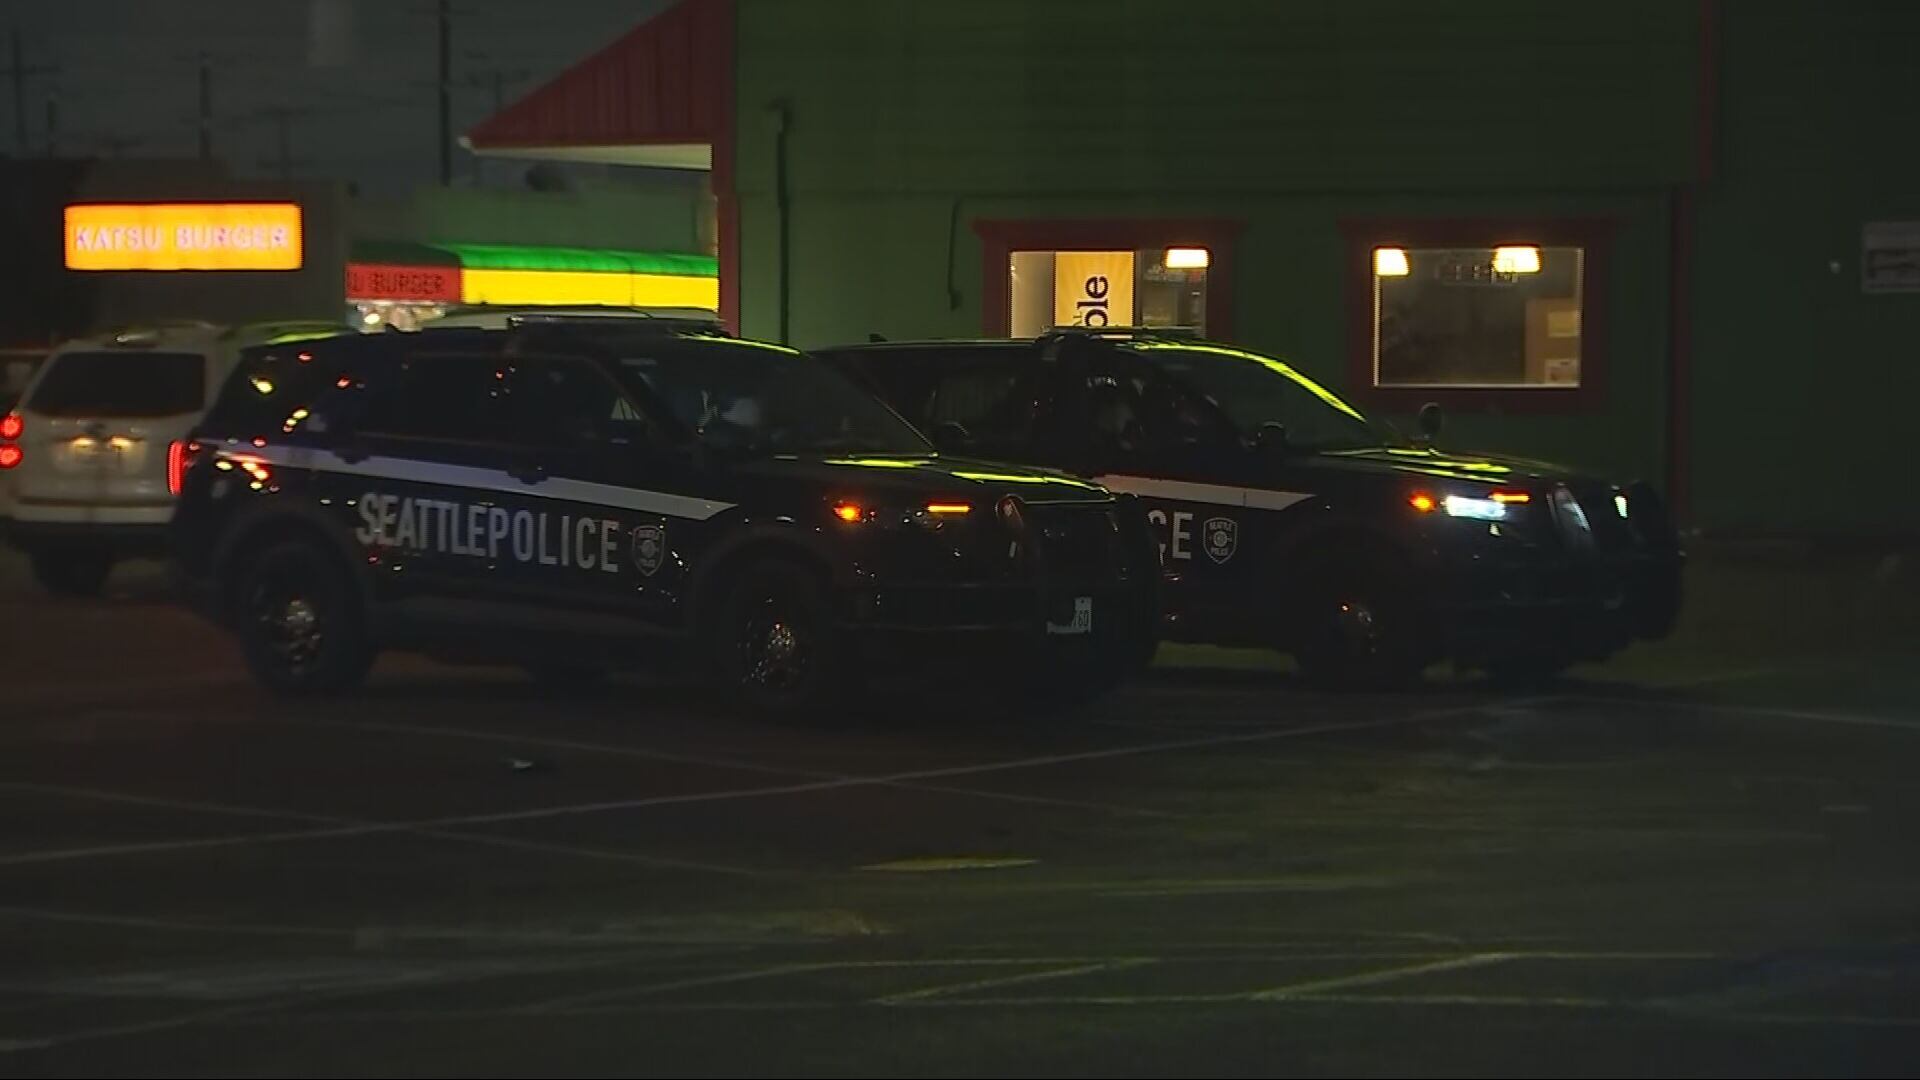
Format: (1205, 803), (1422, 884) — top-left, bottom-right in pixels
(172, 317), (1159, 714)
(822, 330), (1684, 685)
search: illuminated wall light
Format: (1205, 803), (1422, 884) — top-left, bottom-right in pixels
(1163, 247), (1210, 270)
(1374, 247), (1410, 277)
(1492, 246), (1542, 274)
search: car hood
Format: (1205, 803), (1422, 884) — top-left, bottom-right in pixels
(731, 453), (1115, 503)
(1309, 445), (1589, 485)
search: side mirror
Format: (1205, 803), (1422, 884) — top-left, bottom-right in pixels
(929, 421), (972, 453)
(1417, 402), (1444, 443)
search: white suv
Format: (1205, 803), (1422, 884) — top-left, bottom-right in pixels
(0, 320), (348, 594)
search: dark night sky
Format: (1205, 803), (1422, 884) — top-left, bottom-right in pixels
(9, 0), (671, 191)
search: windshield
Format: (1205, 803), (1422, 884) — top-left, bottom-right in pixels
(1127, 341), (1387, 452)
(613, 337), (932, 456)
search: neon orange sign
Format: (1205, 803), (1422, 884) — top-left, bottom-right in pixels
(64, 203), (304, 271)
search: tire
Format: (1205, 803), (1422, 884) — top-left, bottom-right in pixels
(1290, 557), (1427, 690)
(232, 541), (374, 696)
(31, 550), (113, 596)
(704, 558), (850, 719)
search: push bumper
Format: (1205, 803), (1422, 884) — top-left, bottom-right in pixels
(1435, 549), (1684, 664)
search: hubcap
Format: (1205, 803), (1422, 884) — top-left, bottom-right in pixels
(253, 584), (325, 669)
(740, 595), (809, 690)
(1332, 600), (1381, 655)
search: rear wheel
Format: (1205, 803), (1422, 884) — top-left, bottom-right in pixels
(234, 541), (374, 696)
(1290, 557), (1427, 690)
(706, 558), (851, 719)
(30, 550), (113, 596)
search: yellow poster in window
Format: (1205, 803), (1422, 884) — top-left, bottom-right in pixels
(1053, 251), (1135, 329)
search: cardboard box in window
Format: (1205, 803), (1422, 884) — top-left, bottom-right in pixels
(1526, 298), (1581, 386)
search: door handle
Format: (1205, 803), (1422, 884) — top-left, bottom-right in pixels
(508, 462), (547, 484)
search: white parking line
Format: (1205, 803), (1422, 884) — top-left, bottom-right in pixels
(0, 699), (1525, 868)
(879, 959), (1152, 1004)
(1251, 952), (1515, 999)
(1573, 696), (1920, 734)
(275, 716), (1186, 820)
(0, 780), (770, 878)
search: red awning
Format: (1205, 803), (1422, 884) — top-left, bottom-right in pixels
(463, 0), (728, 155)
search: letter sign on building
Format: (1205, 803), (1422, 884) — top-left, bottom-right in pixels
(64, 203), (305, 271)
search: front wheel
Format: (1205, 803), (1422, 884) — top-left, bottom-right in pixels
(31, 550), (113, 596)
(705, 559), (851, 719)
(234, 542), (374, 696)
(1290, 561), (1427, 690)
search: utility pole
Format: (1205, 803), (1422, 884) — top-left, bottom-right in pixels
(462, 60), (527, 184)
(43, 92), (56, 157)
(436, 0), (451, 184)
(197, 53), (212, 160)
(5, 26), (55, 153)
(257, 107), (313, 181)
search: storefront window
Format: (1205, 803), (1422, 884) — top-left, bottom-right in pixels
(1007, 248), (1209, 337)
(1372, 245), (1584, 388)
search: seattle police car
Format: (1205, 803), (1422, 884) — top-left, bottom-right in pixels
(171, 317), (1159, 715)
(822, 330), (1684, 686)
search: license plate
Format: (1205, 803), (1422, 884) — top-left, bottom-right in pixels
(1047, 595), (1093, 636)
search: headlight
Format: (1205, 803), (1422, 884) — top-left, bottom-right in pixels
(1442, 494), (1508, 521)
(1408, 489), (1533, 522)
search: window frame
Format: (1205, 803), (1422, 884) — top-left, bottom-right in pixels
(974, 218), (1242, 339)
(1341, 217), (1612, 414)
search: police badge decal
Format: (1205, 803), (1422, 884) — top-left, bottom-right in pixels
(630, 523), (666, 576)
(1202, 516), (1237, 564)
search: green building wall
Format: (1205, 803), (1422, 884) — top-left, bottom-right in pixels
(730, 0), (1912, 534)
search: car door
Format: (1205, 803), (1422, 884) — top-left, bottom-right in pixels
(497, 352), (699, 632)
(1062, 343), (1267, 622)
(319, 347), (532, 626)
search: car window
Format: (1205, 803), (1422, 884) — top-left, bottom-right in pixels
(1079, 347), (1232, 456)
(1126, 341), (1384, 451)
(202, 338), (379, 439)
(26, 351), (205, 418)
(356, 353), (505, 443)
(925, 358), (1036, 448)
(612, 338), (930, 457)
(507, 356), (656, 450)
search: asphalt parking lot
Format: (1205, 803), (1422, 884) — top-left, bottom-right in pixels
(3, 556), (1919, 1076)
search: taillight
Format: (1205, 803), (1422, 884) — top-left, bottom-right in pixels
(0, 444), (20, 469)
(167, 439), (196, 495)
(0, 412), (21, 440)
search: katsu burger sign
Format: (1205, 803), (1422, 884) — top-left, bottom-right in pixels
(64, 203), (304, 271)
